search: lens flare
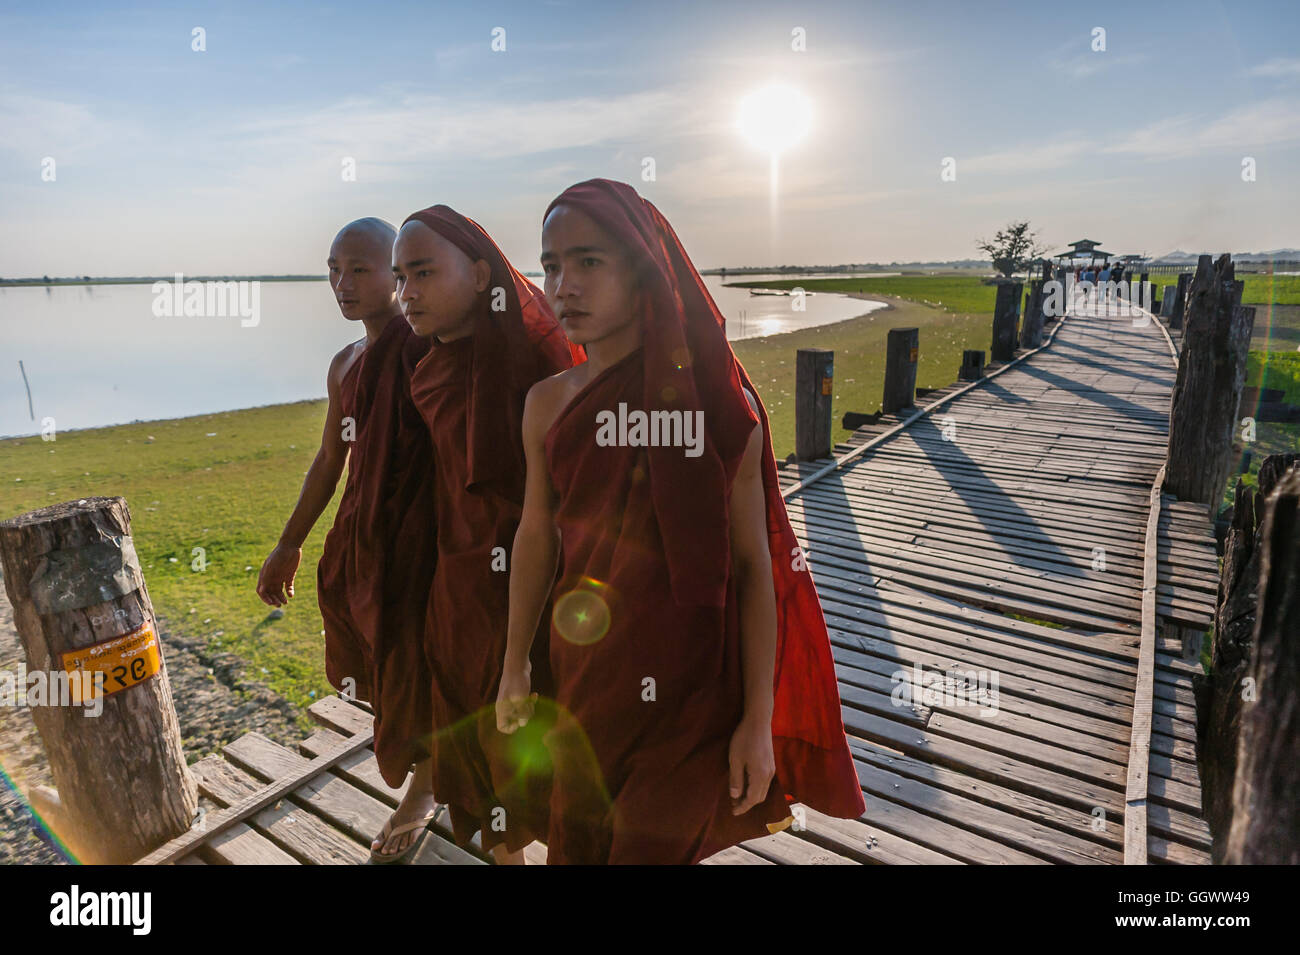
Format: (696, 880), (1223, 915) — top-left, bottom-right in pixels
(554, 579), (612, 646)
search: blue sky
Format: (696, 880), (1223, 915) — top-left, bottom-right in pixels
(1, 0), (1298, 276)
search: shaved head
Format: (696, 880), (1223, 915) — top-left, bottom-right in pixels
(332, 216), (397, 253)
(328, 217), (399, 321)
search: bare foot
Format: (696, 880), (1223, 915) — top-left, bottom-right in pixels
(372, 761), (439, 858)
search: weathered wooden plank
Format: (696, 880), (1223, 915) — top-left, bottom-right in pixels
(190, 754), (367, 865)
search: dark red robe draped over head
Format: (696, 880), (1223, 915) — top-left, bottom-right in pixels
(542, 179), (865, 822)
(402, 204), (580, 852)
(318, 313), (438, 788)
(403, 205), (585, 494)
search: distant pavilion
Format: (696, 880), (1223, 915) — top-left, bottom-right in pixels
(1052, 239), (1112, 265)
(1049, 240), (1148, 274)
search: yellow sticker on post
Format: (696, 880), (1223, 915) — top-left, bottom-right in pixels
(61, 623), (161, 702)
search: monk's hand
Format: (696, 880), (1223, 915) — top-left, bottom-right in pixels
(728, 714), (776, 816)
(496, 665), (536, 734)
(256, 543), (301, 607)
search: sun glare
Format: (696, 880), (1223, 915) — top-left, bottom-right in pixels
(737, 83), (813, 155)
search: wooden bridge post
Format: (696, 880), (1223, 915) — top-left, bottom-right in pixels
(991, 281), (1022, 362)
(1223, 466), (1300, 863)
(1160, 289), (1177, 319)
(959, 349), (985, 381)
(795, 348), (834, 460)
(881, 328), (919, 414)
(1165, 254), (1255, 509)
(0, 497), (197, 864)
(1020, 280), (1045, 348)
(1169, 271), (1194, 330)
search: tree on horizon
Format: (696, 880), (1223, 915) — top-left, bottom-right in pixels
(977, 221), (1043, 278)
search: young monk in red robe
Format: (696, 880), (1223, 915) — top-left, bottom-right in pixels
(257, 217), (440, 862)
(394, 205), (581, 864)
(496, 179), (865, 864)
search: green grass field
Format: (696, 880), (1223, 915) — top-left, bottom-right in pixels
(735, 275), (1000, 316)
(1, 404), (338, 727)
(1148, 272), (1300, 307)
(1247, 350), (1300, 402)
(1, 289), (1000, 716)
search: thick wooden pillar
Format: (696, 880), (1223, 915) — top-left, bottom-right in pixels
(0, 497), (197, 863)
(881, 328), (919, 414)
(991, 281), (1022, 362)
(1224, 465), (1300, 863)
(1020, 279), (1045, 348)
(959, 349), (985, 382)
(1199, 453), (1298, 858)
(1165, 254), (1255, 509)
(795, 348), (834, 460)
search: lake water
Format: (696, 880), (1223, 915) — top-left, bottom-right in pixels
(0, 273), (886, 438)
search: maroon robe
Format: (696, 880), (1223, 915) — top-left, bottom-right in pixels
(317, 313), (437, 788)
(404, 204), (579, 853)
(537, 179), (865, 865)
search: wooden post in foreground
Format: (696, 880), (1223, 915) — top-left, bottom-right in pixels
(1165, 254), (1255, 509)
(0, 497), (197, 864)
(1224, 466), (1300, 863)
(795, 348), (834, 461)
(881, 328), (919, 414)
(959, 350), (985, 381)
(991, 281), (1022, 362)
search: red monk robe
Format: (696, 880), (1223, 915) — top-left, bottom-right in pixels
(317, 313), (438, 788)
(539, 179), (865, 864)
(405, 205), (581, 853)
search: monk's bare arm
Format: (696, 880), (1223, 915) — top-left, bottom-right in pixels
(256, 349), (353, 606)
(497, 377), (565, 731)
(727, 390), (779, 813)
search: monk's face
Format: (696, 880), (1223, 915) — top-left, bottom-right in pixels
(540, 204), (640, 346)
(393, 220), (490, 340)
(328, 228), (397, 321)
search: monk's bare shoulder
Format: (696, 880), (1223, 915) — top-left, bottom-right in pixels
(523, 364), (589, 439)
(328, 338), (366, 390)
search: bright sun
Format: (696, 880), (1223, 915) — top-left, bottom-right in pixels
(737, 83), (813, 155)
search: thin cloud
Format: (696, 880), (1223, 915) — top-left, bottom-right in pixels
(1248, 57), (1300, 78)
(0, 91), (119, 160)
(961, 138), (1092, 175)
(1103, 98), (1300, 159)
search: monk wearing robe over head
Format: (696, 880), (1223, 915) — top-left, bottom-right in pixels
(395, 205), (581, 864)
(496, 179), (866, 865)
(257, 217), (440, 862)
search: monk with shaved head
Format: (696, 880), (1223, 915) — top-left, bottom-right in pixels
(257, 217), (441, 862)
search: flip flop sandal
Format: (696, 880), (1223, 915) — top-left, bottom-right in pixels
(368, 804), (446, 865)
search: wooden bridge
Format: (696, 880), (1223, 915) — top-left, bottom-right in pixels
(130, 288), (1216, 865)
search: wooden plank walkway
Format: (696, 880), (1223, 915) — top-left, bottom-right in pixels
(148, 292), (1216, 865)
